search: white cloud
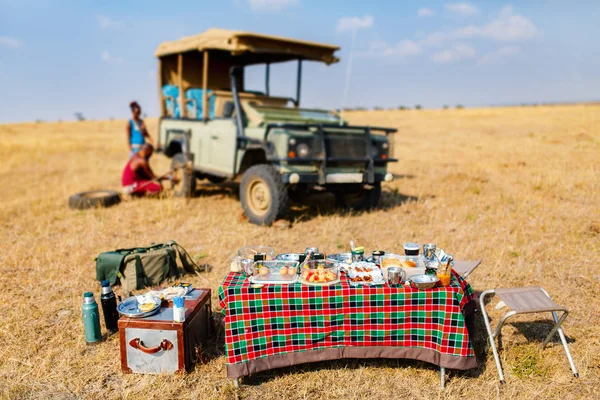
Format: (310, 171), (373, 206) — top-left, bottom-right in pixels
(418, 8), (434, 17)
(337, 15), (374, 33)
(420, 31), (446, 46)
(97, 14), (124, 30)
(248, 0), (299, 12)
(446, 3), (478, 15)
(0, 36), (22, 49)
(478, 46), (521, 64)
(431, 43), (475, 63)
(101, 51), (124, 65)
(361, 39), (421, 58)
(456, 6), (539, 41)
(417, 6), (539, 49)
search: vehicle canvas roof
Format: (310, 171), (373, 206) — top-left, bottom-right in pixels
(155, 28), (340, 65)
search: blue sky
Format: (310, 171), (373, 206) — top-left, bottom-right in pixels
(1, 0), (599, 122)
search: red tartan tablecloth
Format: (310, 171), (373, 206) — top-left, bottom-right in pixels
(219, 269), (477, 378)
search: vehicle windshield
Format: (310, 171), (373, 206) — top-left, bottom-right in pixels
(244, 103), (342, 126)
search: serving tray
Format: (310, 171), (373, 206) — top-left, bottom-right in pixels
(117, 295), (162, 318)
(249, 274), (299, 285)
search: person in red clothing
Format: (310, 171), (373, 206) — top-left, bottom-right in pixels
(122, 144), (166, 195)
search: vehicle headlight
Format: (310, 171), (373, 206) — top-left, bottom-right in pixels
(296, 143), (310, 158)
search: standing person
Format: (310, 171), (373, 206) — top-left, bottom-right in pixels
(127, 101), (153, 157)
(122, 144), (164, 196)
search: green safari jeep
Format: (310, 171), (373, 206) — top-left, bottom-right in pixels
(155, 29), (397, 225)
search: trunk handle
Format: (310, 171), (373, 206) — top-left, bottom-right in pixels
(129, 338), (173, 354)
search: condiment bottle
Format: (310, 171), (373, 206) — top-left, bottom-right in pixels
(351, 246), (365, 263)
(173, 296), (185, 323)
(82, 292), (102, 344)
(100, 280), (119, 334)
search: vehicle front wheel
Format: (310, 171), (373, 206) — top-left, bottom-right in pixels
(170, 153), (196, 198)
(240, 164), (288, 225)
(334, 183), (381, 211)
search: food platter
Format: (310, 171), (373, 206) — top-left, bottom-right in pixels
(248, 260), (299, 284)
(117, 295), (162, 318)
(343, 262), (385, 286)
(380, 254), (426, 279)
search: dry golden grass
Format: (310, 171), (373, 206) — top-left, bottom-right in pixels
(0, 104), (598, 399)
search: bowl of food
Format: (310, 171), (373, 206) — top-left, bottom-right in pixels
(300, 260), (340, 285)
(410, 274), (439, 290)
(380, 254), (426, 279)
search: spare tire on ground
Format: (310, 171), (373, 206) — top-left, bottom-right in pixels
(69, 190), (121, 210)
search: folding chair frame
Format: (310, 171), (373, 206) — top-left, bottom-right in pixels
(479, 288), (579, 384)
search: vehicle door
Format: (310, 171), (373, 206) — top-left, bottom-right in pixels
(206, 119), (237, 176)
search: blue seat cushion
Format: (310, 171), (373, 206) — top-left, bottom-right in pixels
(185, 89), (216, 119)
(162, 85), (180, 118)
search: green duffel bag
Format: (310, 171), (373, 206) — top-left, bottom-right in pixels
(95, 241), (205, 292)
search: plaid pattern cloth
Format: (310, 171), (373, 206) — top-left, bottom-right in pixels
(219, 270), (475, 366)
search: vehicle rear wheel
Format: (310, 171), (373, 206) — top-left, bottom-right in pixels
(334, 183), (381, 211)
(171, 153), (196, 198)
(240, 164), (288, 225)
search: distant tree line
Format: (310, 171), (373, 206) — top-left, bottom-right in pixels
(341, 104), (467, 112)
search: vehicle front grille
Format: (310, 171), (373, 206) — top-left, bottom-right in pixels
(324, 133), (367, 160)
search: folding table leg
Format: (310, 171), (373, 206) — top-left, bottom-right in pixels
(480, 290), (506, 384)
(233, 378), (239, 388)
(439, 367), (445, 390)
(549, 311), (579, 377)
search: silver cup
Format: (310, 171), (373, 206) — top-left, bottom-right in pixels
(423, 243), (437, 261)
(387, 267), (403, 286)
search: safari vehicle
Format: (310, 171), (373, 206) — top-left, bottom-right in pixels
(155, 28), (397, 225)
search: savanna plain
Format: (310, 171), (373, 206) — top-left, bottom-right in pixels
(0, 104), (598, 399)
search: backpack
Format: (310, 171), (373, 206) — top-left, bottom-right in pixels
(95, 241), (204, 292)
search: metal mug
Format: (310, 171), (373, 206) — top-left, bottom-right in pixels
(423, 243), (437, 261)
(387, 267), (405, 286)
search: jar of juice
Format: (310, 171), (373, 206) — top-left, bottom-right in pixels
(436, 270), (451, 287)
(436, 256), (453, 287)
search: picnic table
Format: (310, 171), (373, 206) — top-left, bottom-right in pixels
(218, 268), (477, 387)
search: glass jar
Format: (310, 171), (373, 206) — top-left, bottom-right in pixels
(351, 247), (365, 263)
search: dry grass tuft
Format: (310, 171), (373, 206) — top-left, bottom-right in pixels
(0, 105), (599, 399)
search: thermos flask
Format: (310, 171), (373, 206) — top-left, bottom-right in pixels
(100, 280), (119, 334)
(82, 292), (102, 344)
